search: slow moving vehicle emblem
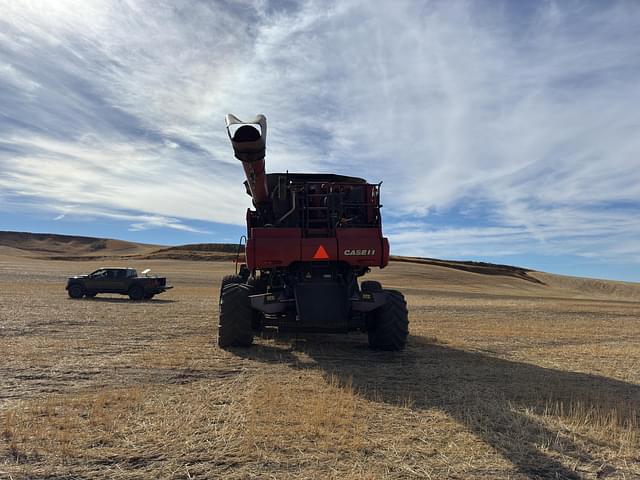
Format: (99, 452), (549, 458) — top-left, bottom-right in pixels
(313, 245), (330, 259)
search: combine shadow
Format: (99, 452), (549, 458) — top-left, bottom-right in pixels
(232, 335), (639, 479)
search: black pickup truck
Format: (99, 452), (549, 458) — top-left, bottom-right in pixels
(66, 267), (172, 300)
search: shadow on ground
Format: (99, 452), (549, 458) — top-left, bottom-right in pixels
(230, 335), (639, 480)
(69, 297), (177, 304)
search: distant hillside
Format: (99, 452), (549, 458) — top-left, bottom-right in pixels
(0, 231), (160, 257)
(158, 243), (241, 253)
(389, 255), (543, 284)
(4, 231), (636, 294)
(0, 230), (544, 284)
(0, 231), (241, 262)
(143, 243), (241, 261)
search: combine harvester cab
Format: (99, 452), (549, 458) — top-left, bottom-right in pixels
(218, 114), (408, 350)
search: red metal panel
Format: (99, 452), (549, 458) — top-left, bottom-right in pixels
(301, 238), (338, 262)
(381, 237), (390, 268)
(252, 228), (302, 239)
(248, 227), (390, 269)
(251, 228), (302, 268)
(336, 228), (386, 267)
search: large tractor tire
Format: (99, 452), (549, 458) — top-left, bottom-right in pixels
(247, 275), (267, 294)
(361, 280), (382, 292)
(68, 284), (84, 299)
(128, 285), (145, 301)
(220, 274), (244, 295)
(367, 289), (409, 351)
(218, 283), (254, 347)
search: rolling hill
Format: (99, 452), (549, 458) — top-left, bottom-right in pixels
(1, 230), (637, 300)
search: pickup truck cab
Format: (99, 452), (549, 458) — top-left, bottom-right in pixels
(66, 267), (172, 300)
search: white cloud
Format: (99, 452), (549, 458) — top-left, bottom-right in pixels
(0, 62), (40, 92)
(0, 0), (639, 263)
(49, 204), (211, 234)
(127, 217), (209, 234)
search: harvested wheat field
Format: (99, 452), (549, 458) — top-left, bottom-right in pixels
(1, 244), (639, 479)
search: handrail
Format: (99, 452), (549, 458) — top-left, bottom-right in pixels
(235, 235), (247, 275)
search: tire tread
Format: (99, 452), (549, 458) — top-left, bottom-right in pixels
(367, 289), (409, 351)
(218, 283), (254, 347)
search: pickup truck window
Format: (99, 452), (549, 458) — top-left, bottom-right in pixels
(91, 269), (107, 278)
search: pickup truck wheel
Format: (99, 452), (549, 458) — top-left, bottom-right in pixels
(68, 284), (84, 299)
(128, 285), (145, 301)
(144, 293), (154, 300)
(367, 290), (409, 351)
(218, 283), (253, 348)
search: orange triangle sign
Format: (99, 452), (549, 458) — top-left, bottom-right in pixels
(313, 245), (330, 260)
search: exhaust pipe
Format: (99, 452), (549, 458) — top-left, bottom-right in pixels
(225, 114), (269, 205)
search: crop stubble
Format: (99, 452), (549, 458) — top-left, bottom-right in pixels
(0, 254), (639, 479)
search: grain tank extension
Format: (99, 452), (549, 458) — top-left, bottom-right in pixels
(218, 114), (408, 350)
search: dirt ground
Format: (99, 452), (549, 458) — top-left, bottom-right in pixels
(1, 251), (639, 479)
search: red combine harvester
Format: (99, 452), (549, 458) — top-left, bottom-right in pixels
(218, 114), (408, 350)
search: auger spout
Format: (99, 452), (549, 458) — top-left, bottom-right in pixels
(225, 113), (269, 205)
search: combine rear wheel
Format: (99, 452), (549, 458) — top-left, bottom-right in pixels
(220, 274), (244, 295)
(367, 290), (409, 351)
(218, 283), (254, 347)
(361, 280), (382, 292)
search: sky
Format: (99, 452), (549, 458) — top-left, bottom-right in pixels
(0, 0), (639, 282)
